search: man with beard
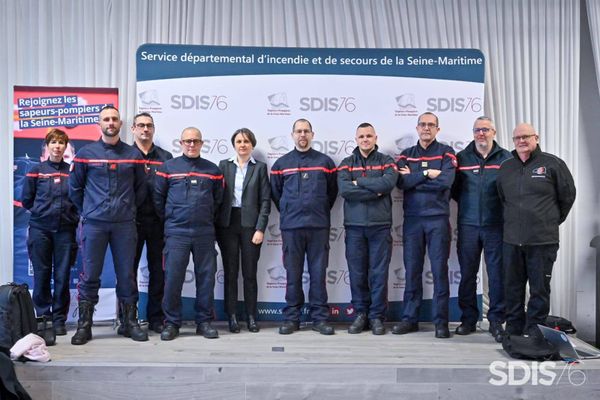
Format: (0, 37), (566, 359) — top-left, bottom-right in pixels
(69, 106), (148, 345)
(271, 118), (338, 335)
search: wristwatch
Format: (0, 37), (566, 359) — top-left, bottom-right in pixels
(423, 170), (429, 177)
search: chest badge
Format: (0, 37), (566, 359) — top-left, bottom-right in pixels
(301, 172), (309, 180)
(532, 166), (546, 175)
(472, 169), (480, 174)
(421, 161), (428, 168)
(53, 177), (61, 184)
(109, 163), (117, 170)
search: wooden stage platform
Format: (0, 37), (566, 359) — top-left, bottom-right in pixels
(14, 321), (600, 400)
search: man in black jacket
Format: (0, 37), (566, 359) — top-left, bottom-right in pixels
(338, 122), (398, 335)
(452, 116), (511, 341)
(130, 113), (172, 334)
(497, 123), (576, 339)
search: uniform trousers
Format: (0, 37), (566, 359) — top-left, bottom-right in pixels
(281, 228), (330, 322)
(162, 234), (217, 327)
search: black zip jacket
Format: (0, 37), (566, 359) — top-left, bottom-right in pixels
(497, 146), (576, 245)
(133, 143), (173, 223)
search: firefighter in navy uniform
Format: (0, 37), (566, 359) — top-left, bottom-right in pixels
(392, 112), (456, 339)
(497, 123), (575, 340)
(21, 128), (79, 337)
(155, 127), (224, 341)
(69, 106), (148, 345)
(338, 123), (398, 335)
(270, 118), (338, 335)
(127, 112), (172, 335)
(452, 116), (511, 342)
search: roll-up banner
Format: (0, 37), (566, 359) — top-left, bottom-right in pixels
(13, 86), (119, 321)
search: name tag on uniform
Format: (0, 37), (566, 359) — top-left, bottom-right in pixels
(302, 172), (309, 180)
(53, 177), (61, 184)
(421, 161), (428, 168)
(472, 169), (480, 174)
(190, 179), (198, 185)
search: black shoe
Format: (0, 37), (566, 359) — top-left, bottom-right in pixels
(312, 321), (335, 335)
(279, 321), (300, 335)
(228, 315), (240, 333)
(392, 321), (419, 335)
(455, 323), (476, 335)
(160, 324), (179, 341)
(435, 324), (450, 339)
(196, 322), (219, 338)
(150, 321), (164, 334)
(370, 319), (386, 335)
(53, 324), (67, 336)
(348, 313), (367, 334)
(489, 321), (505, 343)
(247, 316), (260, 333)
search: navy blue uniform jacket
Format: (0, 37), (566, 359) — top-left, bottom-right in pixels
(21, 159), (79, 231)
(69, 139), (146, 223)
(271, 148), (338, 230)
(396, 139), (456, 217)
(154, 155), (224, 237)
(452, 140), (511, 226)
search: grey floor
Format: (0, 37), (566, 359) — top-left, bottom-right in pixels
(14, 321), (600, 400)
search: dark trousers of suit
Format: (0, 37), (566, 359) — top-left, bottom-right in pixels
(216, 208), (262, 318)
(133, 218), (165, 325)
(503, 243), (558, 336)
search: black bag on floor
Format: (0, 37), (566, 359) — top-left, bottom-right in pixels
(545, 315), (576, 334)
(502, 333), (561, 361)
(0, 283), (37, 353)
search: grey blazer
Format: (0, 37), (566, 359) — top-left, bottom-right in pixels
(216, 158), (271, 232)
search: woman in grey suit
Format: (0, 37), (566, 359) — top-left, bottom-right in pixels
(216, 128), (271, 333)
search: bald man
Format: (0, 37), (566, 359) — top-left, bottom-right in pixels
(154, 127), (224, 341)
(496, 123), (575, 340)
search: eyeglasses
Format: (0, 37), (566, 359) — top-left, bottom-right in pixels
(135, 123), (154, 129)
(512, 134), (536, 142)
(418, 122), (438, 128)
(181, 139), (203, 146)
(473, 127), (492, 134)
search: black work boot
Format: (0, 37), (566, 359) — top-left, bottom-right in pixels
(71, 300), (94, 345)
(116, 306), (126, 336)
(122, 303), (149, 342)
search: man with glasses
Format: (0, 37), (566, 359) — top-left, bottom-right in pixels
(271, 118), (338, 335)
(127, 113), (172, 335)
(154, 127), (224, 341)
(452, 116), (511, 342)
(497, 123), (575, 340)
(392, 112), (456, 339)
(69, 106), (148, 345)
